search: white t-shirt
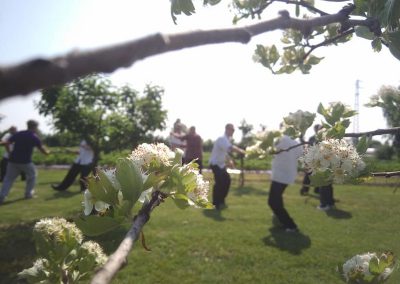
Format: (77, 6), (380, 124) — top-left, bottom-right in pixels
(1, 133), (13, 159)
(209, 135), (232, 169)
(271, 135), (303, 184)
(168, 135), (186, 150)
(75, 140), (94, 165)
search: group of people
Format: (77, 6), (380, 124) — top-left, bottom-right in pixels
(0, 119), (95, 205)
(170, 120), (335, 234)
(0, 118), (334, 234)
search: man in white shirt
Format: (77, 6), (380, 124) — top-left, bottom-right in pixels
(209, 123), (245, 210)
(0, 126), (27, 182)
(268, 134), (303, 232)
(51, 139), (94, 192)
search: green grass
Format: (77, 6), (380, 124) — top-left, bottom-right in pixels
(0, 170), (399, 283)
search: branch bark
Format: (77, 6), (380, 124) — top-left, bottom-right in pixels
(90, 191), (167, 284)
(371, 171), (400, 178)
(0, 8), (352, 99)
(344, 127), (400, 138)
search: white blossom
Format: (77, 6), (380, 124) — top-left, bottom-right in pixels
(34, 217), (83, 244)
(129, 143), (175, 169)
(185, 167), (210, 206)
(342, 252), (394, 283)
(83, 190), (110, 216)
(300, 139), (365, 184)
(80, 241), (108, 266)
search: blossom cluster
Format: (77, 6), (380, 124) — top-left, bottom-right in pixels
(185, 166), (210, 206)
(342, 252), (395, 283)
(19, 218), (107, 283)
(300, 139), (365, 183)
(82, 143), (211, 217)
(129, 142), (175, 169)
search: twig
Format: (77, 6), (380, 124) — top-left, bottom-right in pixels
(273, 141), (308, 154)
(0, 8), (353, 99)
(90, 190), (168, 284)
(302, 28), (354, 60)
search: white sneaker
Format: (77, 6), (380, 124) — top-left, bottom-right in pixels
(317, 205), (332, 211)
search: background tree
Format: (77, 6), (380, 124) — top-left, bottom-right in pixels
(367, 85), (400, 157)
(238, 119), (254, 149)
(36, 74), (168, 165)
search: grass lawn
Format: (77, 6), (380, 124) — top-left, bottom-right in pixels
(0, 169), (399, 284)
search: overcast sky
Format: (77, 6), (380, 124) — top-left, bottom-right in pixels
(1, 0), (400, 142)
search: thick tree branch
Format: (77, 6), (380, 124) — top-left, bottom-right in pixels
(91, 191), (168, 284)
(371, 171), (400, 178)
(344, 127), (400, 138)
(0, 9), (352, 99)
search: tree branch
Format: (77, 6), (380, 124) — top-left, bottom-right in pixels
(273, 141), (307, 154)
(0, 9), (351, 99)
(302, 28), (354, 60)
(370, 171), (400, 178)
(344, 127), (400, 138)
(91, 190), (168, 284)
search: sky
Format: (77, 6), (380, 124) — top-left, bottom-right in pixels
(0, 0), (400, 142)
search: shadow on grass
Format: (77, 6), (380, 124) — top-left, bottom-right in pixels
(325, 208), (352, 219)
(202, 208), (227, 221)
(233, 186), (267, 197)
(262, 227), (311, 255)
(0, 197), (27, 206)
(0, 222), (36, 284)
(45, 190), (82, 200)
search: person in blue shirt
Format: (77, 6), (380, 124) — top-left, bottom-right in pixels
(0, 120), (49, 204)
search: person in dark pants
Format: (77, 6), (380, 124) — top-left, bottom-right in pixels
(0, 120), (50, 204)
(268, 134), (303, 232)
(317, 184), (335, 211)
(51, 139), (94, 192)
(209, 123), (245, 210)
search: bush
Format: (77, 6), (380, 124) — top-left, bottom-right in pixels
(375, 142), (395, 160)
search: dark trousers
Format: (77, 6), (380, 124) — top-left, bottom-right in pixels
(319, 184), (334, 207)
(268, 181), (297, 229)
(0, 157), (25, 182)
(300, 172), (319, 194)
(210, 165), (231, 208)
(56, 163), (92, 191)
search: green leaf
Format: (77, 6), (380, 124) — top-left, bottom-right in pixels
(356, 135), (369, 154)
(75, 215), (123, 237)
(371, 38), (382, 52)
(331, 103), (345, 122)
(172, 193), (191, 209)
(170, 0), (196, 24)
(389, 42), (400, 61)
(97, 170), (120, 205)
(317, 103), (328, 117)
(283, 127), (296, 137)
(305, 55), (324, 65)
(368, 256), (381, 274)
(275, 65), (296, 74)
(355, 26), (375, 40)
(295, 4), (300, 17)
(310, 171), (331, 187)
(115, 158), (143, 203)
